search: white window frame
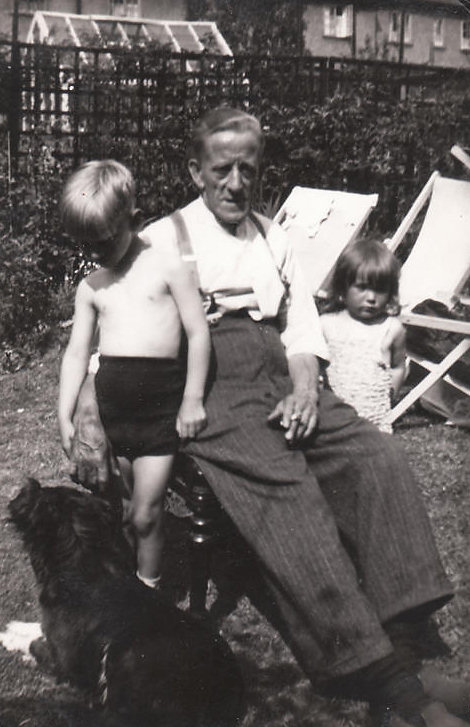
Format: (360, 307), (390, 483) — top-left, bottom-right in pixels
(389, 11), (412, 44)
(433, 18), (445, 48)
(110, 0), (140, 18)
(323, 5), (353, 39)
(461, 20), (470, 51)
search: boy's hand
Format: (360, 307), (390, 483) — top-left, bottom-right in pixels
(176, 396), (207, 440)
(68, 373), (116, 490)
(59, 419), (75, 458)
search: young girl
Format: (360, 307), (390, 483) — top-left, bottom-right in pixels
(320, 237), (406, 433)
(58, 160), (211, 589)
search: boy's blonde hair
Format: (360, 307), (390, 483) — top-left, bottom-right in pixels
(60, 159), (136, 240)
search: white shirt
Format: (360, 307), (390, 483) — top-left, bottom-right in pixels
(145, 197), (329, 361)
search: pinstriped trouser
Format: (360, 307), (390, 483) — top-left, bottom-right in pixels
(183, 315), (452, 681)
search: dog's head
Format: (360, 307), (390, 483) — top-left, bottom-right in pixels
(9, 479), (133, 592)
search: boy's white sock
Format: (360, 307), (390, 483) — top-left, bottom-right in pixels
(136, 571), (161, 589)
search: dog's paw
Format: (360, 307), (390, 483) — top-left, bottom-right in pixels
(29, 636), (62, 677)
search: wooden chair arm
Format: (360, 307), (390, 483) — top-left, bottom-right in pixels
(451, 144), (470, 173)
(401, 311), (470, 335)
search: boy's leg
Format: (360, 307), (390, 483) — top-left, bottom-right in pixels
(116, 456), (133, 498)
(131, 454), (174, 582)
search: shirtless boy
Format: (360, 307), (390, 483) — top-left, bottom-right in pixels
(58, 159), (210, 588)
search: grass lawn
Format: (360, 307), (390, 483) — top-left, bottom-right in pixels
(0, 337), (469, 727)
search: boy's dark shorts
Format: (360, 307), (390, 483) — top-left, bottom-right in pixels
(95, 355), (185, 461)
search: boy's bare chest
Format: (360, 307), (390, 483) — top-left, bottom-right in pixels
(93, 263), (168, 313)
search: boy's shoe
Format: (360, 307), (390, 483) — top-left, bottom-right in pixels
(136, 572), (161, 590)
(418, 665), (470, 717)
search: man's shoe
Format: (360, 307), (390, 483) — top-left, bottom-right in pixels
(373, 700), (470, 727)
(419, 665), (470, 717)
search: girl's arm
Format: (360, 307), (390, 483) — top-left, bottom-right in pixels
(167, 261), (211, 440)
(389, 318), (407, 398)
(58, 279), (98, 456)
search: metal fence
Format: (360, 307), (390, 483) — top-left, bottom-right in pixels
(5, 40), (470, 171)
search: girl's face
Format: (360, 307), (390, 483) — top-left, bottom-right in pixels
(344, 276), (390, 323)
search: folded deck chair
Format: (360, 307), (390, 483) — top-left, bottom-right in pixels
(274, 186), (379, 298)
(383, 172), (470, 425)
(451, 143), (470, 173)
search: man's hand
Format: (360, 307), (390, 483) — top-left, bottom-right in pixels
(267, 389), (318, 444)
(68, 374), (118, 491)
(267, 352), (321, 444)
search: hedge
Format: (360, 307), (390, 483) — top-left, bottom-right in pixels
(1, 71), (470, 369)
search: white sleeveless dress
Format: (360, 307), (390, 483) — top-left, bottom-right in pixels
(321, 310), (395, 433)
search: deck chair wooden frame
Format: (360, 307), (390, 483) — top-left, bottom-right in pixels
(274, 186), (379, 298)
(451, 143), (470, 173)
(383, 170), (470, 425)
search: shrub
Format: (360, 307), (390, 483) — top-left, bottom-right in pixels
(257, 85), (470, 231)
(2, 49), (470, 368)
(0, 145), (79, 369)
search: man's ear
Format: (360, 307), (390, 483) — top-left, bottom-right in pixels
(188, 159), (204, 191)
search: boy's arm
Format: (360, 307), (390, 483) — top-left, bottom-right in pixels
(389, 319), (407, 398)
(68, 372), (120, 494)
(58, 280), (98, 456)
(167, 260), (211, 439)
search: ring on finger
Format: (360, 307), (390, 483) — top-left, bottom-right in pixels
(290, 413), (301, 421)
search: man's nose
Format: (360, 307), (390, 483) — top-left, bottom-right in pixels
(227, 164), (242, 191)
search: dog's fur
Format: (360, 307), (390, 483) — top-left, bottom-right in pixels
(9, 479), (245, 727)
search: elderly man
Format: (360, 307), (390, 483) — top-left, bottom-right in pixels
(71, 108), (469, 727)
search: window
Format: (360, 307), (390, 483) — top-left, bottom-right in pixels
(433, 18), (444, 48)
(110, 0), (140, 18)
(323, 5), (353, 39)
(389, 11), (412, 44)
(462, 20), (470, 51)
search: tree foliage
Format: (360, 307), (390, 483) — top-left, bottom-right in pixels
(2, 45), (470, 367)
(187, 0), (304, 55)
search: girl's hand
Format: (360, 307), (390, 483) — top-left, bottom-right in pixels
(59, 419), (75, 458)
(176, 397), (207, 440)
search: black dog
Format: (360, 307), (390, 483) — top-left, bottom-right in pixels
(9, 479), (245, 727)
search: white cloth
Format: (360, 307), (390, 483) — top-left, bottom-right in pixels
(144, 197), (329, 361)
(320, 310), (394, 433)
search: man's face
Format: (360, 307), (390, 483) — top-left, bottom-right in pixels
(189, 128), (261, 232)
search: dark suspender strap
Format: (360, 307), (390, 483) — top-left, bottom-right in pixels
(170, 208), (286, 307)
(170, 209), (201, 289)
(249, 211), (268, 239)
(249, 211), (289, 291)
